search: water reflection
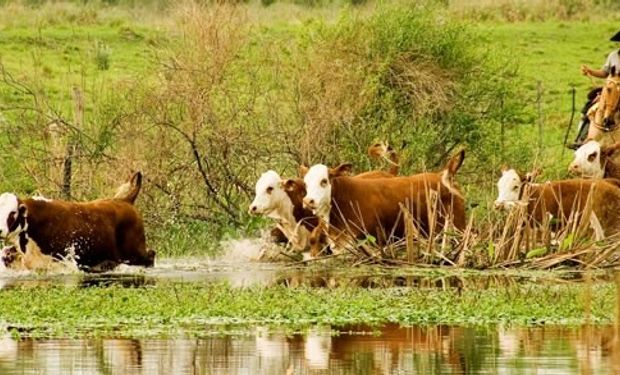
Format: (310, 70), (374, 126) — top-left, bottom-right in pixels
(0, 324), (618, 374)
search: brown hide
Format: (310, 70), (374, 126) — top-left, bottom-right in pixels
(328, 172), (466, 244)
(282, 178), (319, 231)
(20, 197), (154, 271)
(523, 179), (620, 235)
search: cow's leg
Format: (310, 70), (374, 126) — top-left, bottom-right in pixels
(117, 224), (155, 267)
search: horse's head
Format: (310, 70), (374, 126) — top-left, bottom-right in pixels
(601, 67), (620, 128)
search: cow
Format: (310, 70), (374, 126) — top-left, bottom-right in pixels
(568, 140), (620, 179)
(301, 149), (466, 253)
(494, 167), (620, 238)
(0, 172), (155, 272)
(249, 170), (318, 252)
(249, 143), (401, 254)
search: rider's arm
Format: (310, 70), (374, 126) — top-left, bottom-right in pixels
(582, 65), (609, 78)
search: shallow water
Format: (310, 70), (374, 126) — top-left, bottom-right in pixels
(0, 258), (613, 290)
(0, 324), (618, 374)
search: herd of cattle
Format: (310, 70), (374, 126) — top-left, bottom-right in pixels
(0, 139), (619, 272)
(250, 139), (620, 259)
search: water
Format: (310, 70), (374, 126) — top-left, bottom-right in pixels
(0, 257), (611, 290)
(0, 324), (618, 374)
(0, 259), (617, 373)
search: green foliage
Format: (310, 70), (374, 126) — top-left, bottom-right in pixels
(0, 280), (614, 337)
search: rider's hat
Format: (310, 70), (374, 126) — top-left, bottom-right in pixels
(611, 30), (620, 42)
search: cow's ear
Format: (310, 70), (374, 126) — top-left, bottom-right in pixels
(298, 165), (309, 178)
(329, 163), (353, 177)
(280, 179), (297, 192)
(445, 148), (465, 175)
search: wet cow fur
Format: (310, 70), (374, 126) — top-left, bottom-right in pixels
(0, 172), (155, 272)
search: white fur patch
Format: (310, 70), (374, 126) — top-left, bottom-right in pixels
(494, 169), (522, 209)
(249, 171), (292, 219)
(302, 164), (331, 220)
(569, 140), (604, 178)
(0, 193), (19, 238)
(249, 170), (309, 250)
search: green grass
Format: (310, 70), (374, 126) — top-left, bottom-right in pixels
(478, 21), (620, 175)
(0, 279), (615, 338)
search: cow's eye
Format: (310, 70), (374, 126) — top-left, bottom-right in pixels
(266, 187), (274, 194)
(588, 152), (597, 162)
(320, 179), (328, 187)
(513, 186), (519, 191)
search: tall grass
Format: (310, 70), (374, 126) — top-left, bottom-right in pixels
(302, 186), (620, 270)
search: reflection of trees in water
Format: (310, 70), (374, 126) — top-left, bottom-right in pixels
(0, 324), (618, 373)
(273, 271), (615, 290)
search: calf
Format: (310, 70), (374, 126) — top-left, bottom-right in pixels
(569, 140), (620, 179)
(0, 172), (155, 272)
(249, 170), (318, 251)
(250, 143), (401, 254)
(494, 167), (620, 238)
(302, 149), (466, 250)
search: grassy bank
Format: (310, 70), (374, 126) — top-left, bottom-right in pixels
(0, 278), (616, 337)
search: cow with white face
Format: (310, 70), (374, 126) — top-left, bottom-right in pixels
(494, 167), (541, 210)
(301, 163), (352, 221)
(249, 170), (318, 251)
(569, 140), (620, 179)
(249, 171), (294, 220)
(0, 193), (27, 245)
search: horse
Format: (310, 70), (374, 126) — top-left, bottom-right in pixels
(586, 68), (620, 145)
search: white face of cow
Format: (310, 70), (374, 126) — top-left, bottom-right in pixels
(0, 193), (23, 240)
(249, 171), (290, 216)
(569, 141), (604, 178)
(303, 164), (331, 218)
(494, 169), (523, 210)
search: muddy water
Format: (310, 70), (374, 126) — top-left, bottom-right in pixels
(0, 324), (618, 374)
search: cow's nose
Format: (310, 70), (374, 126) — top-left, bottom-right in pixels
(248, 205), (258, 214)
(493, 201), (504, 210)
(303, 198), (315, 208)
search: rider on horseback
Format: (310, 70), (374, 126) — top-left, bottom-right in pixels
(570, 29), (620, 149)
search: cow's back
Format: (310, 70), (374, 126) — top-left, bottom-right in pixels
(330, 173), (464, 242)
(24, 198), (142, 266)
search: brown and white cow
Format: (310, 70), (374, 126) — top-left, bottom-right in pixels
(568, 140), (620, 179)
(249, 143), (401, 254)
(494, 167), (620, 238)
(0, 172), (155, 272)
(249, 170), (319, 252)
(302, 149), (466, 251)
